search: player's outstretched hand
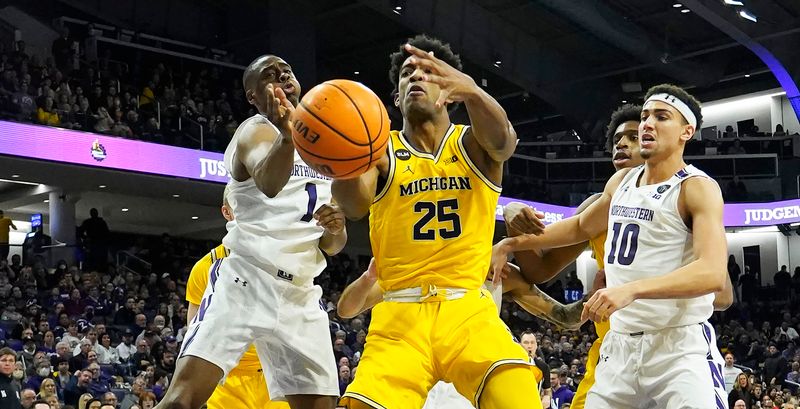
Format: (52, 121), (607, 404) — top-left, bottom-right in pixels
(503, 202), (546, 235)
(490, 239), (514, 286)
(266, 84), (294, 136)
(581, 284), (635, 323)
(404, 43), (478, 109)
(314, 203), (345, 235)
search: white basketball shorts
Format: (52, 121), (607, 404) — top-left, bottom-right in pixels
(179, 252), (339, 400)
(585, 321), (728, 409)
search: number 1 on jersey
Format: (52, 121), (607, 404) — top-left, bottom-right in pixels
(301, 183), (317, 222)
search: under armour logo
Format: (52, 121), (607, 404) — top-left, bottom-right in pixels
(233, 277), (248, 287)
(403, 165), (414, 174)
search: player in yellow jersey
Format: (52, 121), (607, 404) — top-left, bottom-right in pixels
(498, 103), (733, 409)
(184, 188), (289, 409)
(333, 34), (541, 409)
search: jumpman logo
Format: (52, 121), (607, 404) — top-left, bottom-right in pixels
(233, 277), (248, 287)
(403, 165), (414, 174)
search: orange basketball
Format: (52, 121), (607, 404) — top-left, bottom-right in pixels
(291, 79), (390, 179)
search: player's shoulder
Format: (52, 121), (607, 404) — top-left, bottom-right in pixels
(604, 166), (639, 195)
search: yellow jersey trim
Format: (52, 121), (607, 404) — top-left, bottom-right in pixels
(456, 126), (502, 193)
(373, 137), (395, 204)
(397, 124), (456, 161)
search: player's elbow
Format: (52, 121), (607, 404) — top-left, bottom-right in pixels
(485, 123), (517, 162)
(704, 268), (727, 293)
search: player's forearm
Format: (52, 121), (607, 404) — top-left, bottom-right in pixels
(253, 136), (295, 198)
(713, 271), (734, 311)
(332, 178), (374, 220)
(319, 228), (347, 256)
(501, 217), (588, 253)
(628, 259), (726, 300)
(338, 274), (380, 319)
(512, 285), (585, 330)
(463, 88), (516, 162)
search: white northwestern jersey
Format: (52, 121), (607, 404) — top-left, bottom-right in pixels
(222, 114), (332, 280)
(605, 164), (714, 333)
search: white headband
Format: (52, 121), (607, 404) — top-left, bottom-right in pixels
(645, 93), (697, 128)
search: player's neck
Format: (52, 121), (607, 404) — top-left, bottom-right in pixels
(401, 115), (451, 152)
(642, 152), (686, 185)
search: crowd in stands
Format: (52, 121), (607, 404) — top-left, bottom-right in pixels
(2, 215), (800, 409)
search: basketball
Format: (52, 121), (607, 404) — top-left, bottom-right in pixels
(291, 79), (390, 179)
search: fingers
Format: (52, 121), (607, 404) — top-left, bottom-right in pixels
(404, 44), (439, 61)
(435, 88), (452, 109)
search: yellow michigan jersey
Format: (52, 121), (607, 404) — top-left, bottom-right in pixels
(571, 233), (609, 409)
(343, 124), (540, 409)
(187, 245), (288, 409)
(369, 124), (500, 292)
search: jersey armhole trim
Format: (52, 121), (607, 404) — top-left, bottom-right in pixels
(456, 126), (502, 193)
(373, 137), (395, 203)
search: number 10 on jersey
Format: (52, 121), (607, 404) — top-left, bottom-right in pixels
(607, 222), (640, 265)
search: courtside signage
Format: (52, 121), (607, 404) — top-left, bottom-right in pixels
(0, 121), (228, 183)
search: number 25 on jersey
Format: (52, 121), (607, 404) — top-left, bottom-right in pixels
(413, 198), (462, 240)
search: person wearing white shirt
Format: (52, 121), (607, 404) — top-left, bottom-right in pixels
(116, 330), (136, 363)
(96, 333), (119, 365)
(722, 352), (743, 394)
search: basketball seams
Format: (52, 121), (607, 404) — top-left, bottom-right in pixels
(296, 102), (371, 147)
(324, 82), (373, 146)
(292, 79), (389, 179)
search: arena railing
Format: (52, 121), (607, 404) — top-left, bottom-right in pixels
(508, 153), (780, 182)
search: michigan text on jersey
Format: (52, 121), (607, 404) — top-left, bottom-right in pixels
(399, 176), (472, 197)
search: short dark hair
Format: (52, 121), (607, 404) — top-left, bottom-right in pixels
(32, 400), (51, 409)
(0, 347), (16, 360)
(605, 104), (643, 152)
(644, 83), (703, 130)
(388, 34), (463, 99)
(242, 55), (279, 91)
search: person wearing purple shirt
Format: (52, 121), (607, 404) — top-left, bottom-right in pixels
(551, 370), (575, 408)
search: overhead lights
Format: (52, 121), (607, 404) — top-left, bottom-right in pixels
(11, 174), (19, 178)
(622, 100), (628, 103)
(98, 185), (106, 189)
(391, 0), (405, 15)
(673, 3), (682, 7)
(681, 9), (691, 13)
(43, 199), (49, 203)
(723, 0), (744, 6)
(353, 71), (360, 75)
(744, 73), (751, 78)
(191, 216), (199, 220)
(172, 194), (180, 198)
(121, 208), (129, 212)
(739, 9), (757, 22)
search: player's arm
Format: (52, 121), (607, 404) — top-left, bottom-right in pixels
(316, 203), (347, 256)
(501, 264), (586, 330)
(403, 44), (515, 162)
(234, 85), (295, 198)
(337, 258), (382, 319)
(713, 264), (734, 311)
(491, 170), (629, 279)
(583, 178), (727, 322)
(331, 157), (386, 220)
(504, 196), (599, 284)
(10, 220), (17, 230)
